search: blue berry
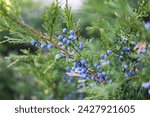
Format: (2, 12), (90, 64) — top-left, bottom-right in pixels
(71, 52), (76, 56)
(124, 73), (129, 77)
(79, 45), (83, 50)
(97, 72), (102, 78)
(109, 79), (113, 83)
(94, 63), (99, 67)
(100, 54), (105, 59)
(148, 89), (150, 95)
(87, 74), (91, 79)
(66, 67), (71, 72)
(129, 69), (135, 75)
(79, 42), (84, 50)
(105, 76), (109, 80)
(63, 28), (67, 33)
(70, 30), (75, 35)
(71, 36), (76, 41)
(140, 49), (146, 54)
(58, 35), (63, 40)
(107, 50), (112, 54)
(81, 68), (87, 73)
(55, 54), (61, 59)
(80, 59), (86, 65)
(104, 55), (108, 59)
(137, 63), (141, 70)
(102, 71), (106, 76)
(124, 65), (128, 69)
(145, 21), (150, 30)
(77, 67), (82, 74)
(63, 38), (67, 43)
(69, 35), (74, 40)
(123, 47), (128, 51)
(66, 40), (71, 45)
(97, 65), (101, 69)
(71, 67), (75, 71)
(119, 55), (123, 60)
(88, 64), (91, 68)
(107, 60), (110, 64)
(120, 41), (125, 44)
(136, 34), (140, 37)
(142, 81), (150, 89)
(101, 60), (108, 66)
(41, 43), (47, 48)
(127, 47), (130, 51)
(68, 77), (74, 83)
(73, 62), (78, 68)
(61, 46), (66, 49)
(131, 41), (136, 46)
(31, 40), (37, 45)
(47, 43), (53, 48)
(136, 58), (141, 62)
(58, 42), (63, 46)
(75, 47), (79, 51)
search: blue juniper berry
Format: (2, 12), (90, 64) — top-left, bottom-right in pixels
(79, 42), (84, 50)
(31, 39), (37, 45)
(100, 54), (105, 59)
(124, 65), (128, 69)
(58, 42), (63, 46)
(107, 50), (112, 55)
(94, 62), (99, 67)
(145, 21), (150, 30)
(140, 49), (146, 54)
(142, 81), (150, 89)
(63, 38), (67, 43)
(41, 43), (47, 48)
(48, 43), (53, 48)
(66, 40), (71, 45)
(109, 79), (113, 83)
(55, 54), (61, 59)
(63, 28), (67, 33)
(58, 35), (63, 40)
(70, 30), (75, 35)
(131, 41), (136, 46)
(97, 72), (102, 79)
(97, 65), (101, 69)
(80, 59), (87, 65)
(102, 71), (106, 76)
(148, 89), (150, 95)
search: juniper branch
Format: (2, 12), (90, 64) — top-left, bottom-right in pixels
(2, 12), (100, 80)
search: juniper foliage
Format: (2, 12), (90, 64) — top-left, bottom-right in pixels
(0, 0), (150, 99)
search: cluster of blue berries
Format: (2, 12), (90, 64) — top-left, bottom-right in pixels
(94, 52), (112, 83)
(142, 81), (150, 95)
(57, 28), (83, 49)
(31, 28), (84, 60)
(30, 26), (148, 90)
(31, 39), (54, 49)
(66, 49), (113, 84)
(55, 28), (84, 59)
(114, 36), (147, 78)
(66, 59), (91, 78)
